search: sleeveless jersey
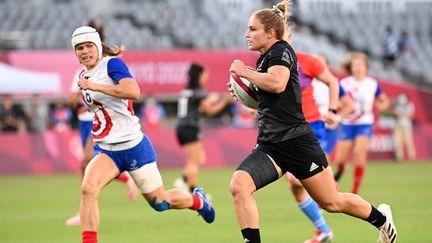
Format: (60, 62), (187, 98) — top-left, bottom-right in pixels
(255, 40), (310, 143)
(80, 56), (141, 144)
(339, 76), (382, 125)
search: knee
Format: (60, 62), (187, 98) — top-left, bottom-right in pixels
(319, 200), (342, 213)
(80, 181), (98, 201)
(290, 184), (305, 198)
(229, 176), (253, 200)
(288, 178), (304, 196)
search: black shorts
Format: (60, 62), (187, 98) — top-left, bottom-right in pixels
(256, 131), (328, 180)
(176, 125), (201, 145)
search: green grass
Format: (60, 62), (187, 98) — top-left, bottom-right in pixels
(0, 162), (431, 242)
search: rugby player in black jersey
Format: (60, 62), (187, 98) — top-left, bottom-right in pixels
(227, 1), (397, 243)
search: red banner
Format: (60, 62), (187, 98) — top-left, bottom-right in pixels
(1, 125), (432, 175)
(0, 127), (258, 175)
(377, 79), (432, 123)
(0, 130), (81, 175)
(123, 51), (257, 94)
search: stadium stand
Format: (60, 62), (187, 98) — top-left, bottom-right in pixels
(296, 0), (432, 87)
(0, 0), (263, 50)
(0, 0), (431, 87)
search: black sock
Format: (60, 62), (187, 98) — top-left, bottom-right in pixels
(365, 205), (387, 228)
(241, 228), (260, 243)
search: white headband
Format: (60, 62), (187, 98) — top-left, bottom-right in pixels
(71, 26), (103, 59)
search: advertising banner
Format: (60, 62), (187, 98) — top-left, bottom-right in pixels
(1, 125), (431, 175)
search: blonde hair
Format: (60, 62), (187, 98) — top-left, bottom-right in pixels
(252, 0), (293, 40)
(346, 52), (369, 75)
(102, 43), (126, 57)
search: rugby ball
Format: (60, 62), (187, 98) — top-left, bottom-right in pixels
(229, 72), (258, 109)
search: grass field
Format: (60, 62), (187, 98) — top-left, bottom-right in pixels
(1, 161), (431, 243)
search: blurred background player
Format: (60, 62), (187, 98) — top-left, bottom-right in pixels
(332, 52), (390, 194)
(174, 63), (233, 193)
(65, 19), (137, 227)
(71, 26), (215, 243)
(392, 93), (416, 161)
(312, 53), (354, 159)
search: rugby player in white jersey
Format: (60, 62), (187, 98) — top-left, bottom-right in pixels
(71, 26), (215, 243)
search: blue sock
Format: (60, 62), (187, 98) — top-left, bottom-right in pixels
(298, 196), (331, 234)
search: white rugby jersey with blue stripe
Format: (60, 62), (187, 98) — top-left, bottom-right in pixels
(339, 76), (382, 125)
(80, 56), (141, 144)
(71, 67), (94, 121)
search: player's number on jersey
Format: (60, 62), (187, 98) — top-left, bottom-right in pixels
(84, 91), (93, 104)
(178, 96), (188, 118)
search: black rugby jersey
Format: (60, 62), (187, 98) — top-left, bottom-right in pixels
(177, 88), (208, 127)
(255, 40), (311, 143)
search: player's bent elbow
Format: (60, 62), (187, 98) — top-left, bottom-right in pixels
(271, 81), (287, 93)
(80, 182), (98, 200)
(274, 86), (286, 93)
(130, 91), (140, 101)
(267, 84), (285, 94)
(125, 89), (140, 100)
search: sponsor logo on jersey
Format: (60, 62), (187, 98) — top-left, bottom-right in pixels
(309, 162), (319, 172)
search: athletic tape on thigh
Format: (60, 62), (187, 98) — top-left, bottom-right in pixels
(128, 162), (163, 193)
(237, 149), (279, 190)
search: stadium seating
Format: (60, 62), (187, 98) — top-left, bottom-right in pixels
(0, 0), (263, 50)
(296, 0), (432, 86)
(0, 0), (431, 86)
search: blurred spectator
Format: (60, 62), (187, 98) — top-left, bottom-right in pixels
(383, 26), (399, 63)
(50, 99), (72, 132)
(231, 102), (257, 129)
(393, 93), (416, 161)
(143, 96), (166, 131)
(398, 31), (414, 54)
(26, 93), (49, 133)
(132, 98), (145, 120)
(0, 95), (27, 133)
